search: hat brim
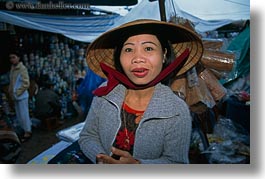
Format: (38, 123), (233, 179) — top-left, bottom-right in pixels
(86, 19), (203, 79)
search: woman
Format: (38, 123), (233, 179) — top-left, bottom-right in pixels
(8, 51), (32, 142)
(79, 19), (203, 164)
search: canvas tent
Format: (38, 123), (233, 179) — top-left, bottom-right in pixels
(0, 9), (121, 42)
(0, 0), (249, 43)
(110, 0), (250, 33)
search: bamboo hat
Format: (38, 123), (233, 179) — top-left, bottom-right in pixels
(86, 19), (203, 79)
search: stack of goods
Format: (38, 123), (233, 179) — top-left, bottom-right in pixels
(170, 17), (250, 164)
(171, 34), (235, 115)
(21, 35), (89, 118)
(203, 117), (250, 164)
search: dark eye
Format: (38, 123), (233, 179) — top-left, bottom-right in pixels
(124, 48), (133, 52)
(145, 47), (153, 51)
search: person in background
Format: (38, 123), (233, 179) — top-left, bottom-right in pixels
(75, 68), (106, 120)
(8, 51), (32, 142)
(34, 74), (61, 122)
(79, 19), (203, 164)
(71, 77), (85, 121)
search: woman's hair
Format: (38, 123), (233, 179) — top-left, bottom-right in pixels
(113, 33), (176, 86)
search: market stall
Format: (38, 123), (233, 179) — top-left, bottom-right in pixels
(0, 0), (250, 164)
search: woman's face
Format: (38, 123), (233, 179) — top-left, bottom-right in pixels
(120, 34), (164, 85)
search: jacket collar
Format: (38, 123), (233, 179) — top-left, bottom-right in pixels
(144, 83), (180, 119)
(12, 62), (23, 70)
(104, 83), (180, 119)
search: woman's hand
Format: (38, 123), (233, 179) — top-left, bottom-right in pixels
(96, 147), (140, 164)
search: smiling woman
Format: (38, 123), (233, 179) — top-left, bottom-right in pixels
(119, 34), (164, 85)
(78, 19), (203, 164)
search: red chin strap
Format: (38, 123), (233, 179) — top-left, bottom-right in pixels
(93, 48), (190, 96)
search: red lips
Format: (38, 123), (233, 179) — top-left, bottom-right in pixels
(131, 67), (149, 78)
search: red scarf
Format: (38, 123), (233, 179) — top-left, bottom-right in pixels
(93, 48), (190, 96)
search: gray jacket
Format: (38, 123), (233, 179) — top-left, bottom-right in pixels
(79, 83), (192, 164)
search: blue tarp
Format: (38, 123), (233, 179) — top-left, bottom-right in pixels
(0, 10), (121, 42)
(220, 25), (250, 85)
(76, 68), (105, 116)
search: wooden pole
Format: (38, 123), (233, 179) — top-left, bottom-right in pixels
(158, 0), (166, 21)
